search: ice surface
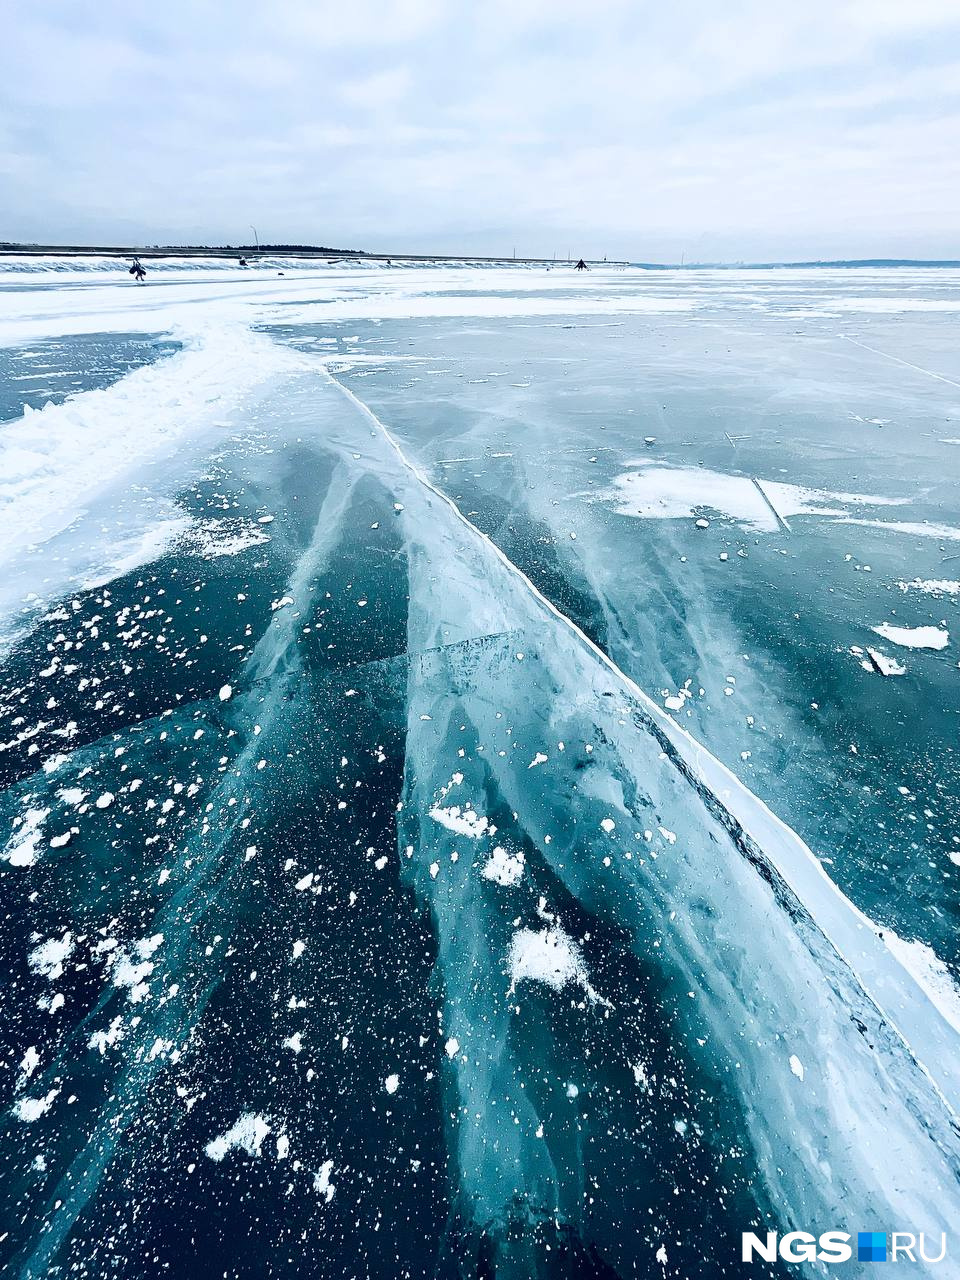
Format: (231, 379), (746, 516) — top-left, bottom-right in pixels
(1, 259), (959, 1279)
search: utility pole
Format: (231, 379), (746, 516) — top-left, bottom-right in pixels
(250, 225), (259, 251)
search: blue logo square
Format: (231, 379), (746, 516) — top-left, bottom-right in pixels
(858, 1231), (887, 1262)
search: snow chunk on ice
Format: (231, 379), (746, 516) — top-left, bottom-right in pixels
(13, 1089), (59, 1123)
(429, 804), (490, 838)
(3, 806), (49, 867)
(507, 926), (608, 1005)
(314, 1159), (335, 1202)
(17, 1046), (40, 1090)
(205, 1112), (272, 1162)
(871, 623), (949, 651)
(28, 931), (74, 980)
(865, 648), (906, 677)
(482, 846), (525, 887)
(664, 685), (692, 712)
(384, 1073), (400, 1094)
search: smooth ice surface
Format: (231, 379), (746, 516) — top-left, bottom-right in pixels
(1, 258), (959, 1280)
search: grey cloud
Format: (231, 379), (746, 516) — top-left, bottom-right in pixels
(1, 1), (959, 259)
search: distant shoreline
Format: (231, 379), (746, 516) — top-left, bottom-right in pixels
(0, 244), (956, 269)
(0, 243), (605, 267)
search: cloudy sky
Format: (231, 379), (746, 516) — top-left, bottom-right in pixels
(2, 0), (959, 261)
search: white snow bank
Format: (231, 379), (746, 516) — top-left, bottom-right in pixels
(0, 323), (308, 647)
(0, 323), (305, 571)
(79, 515), (191, 591)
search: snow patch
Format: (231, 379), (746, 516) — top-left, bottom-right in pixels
(507, 925), (608, 1005)
(871, 623), (949, 651)
(13, 1089), (60, 1123)
(482, 846), (525, 887)
(897, 578), (960, 597)
(189, 518), (271, 559)
(28, 932), (74, 980)
(3, 807), (49, 867)
(314, 1160), (335, 1202)
(429, 804), (491, 838)
(205, 1112), (273, 1162)
(602, 460), (904, 532)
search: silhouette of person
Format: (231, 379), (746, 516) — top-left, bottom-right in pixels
(129, 259), (146, 283)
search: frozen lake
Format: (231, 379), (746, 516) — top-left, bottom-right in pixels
(1, 259), (958, 1278)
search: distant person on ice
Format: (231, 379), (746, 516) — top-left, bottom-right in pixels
(575, 258), (587, 270)
(129, 259), (146, 283)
